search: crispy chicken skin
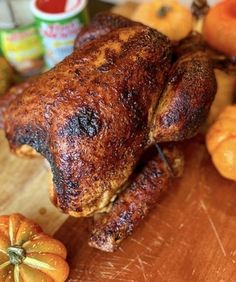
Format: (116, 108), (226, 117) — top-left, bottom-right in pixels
(4, 13), (216, 217)
(89, 145), (184, 252)
(0, 81), (31, 129)
(5, 24), (172, 217)
(150, 49), (216, 142)
(74, 12), (140, 49)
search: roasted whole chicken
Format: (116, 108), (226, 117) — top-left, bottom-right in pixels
(3, 13), (216, 251)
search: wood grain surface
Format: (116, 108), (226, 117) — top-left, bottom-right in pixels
(55, 137), (236, 282)
(0, 130), (68, 234)
(1, 126), (236, 281)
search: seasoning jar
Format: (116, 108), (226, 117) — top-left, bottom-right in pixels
(31, 0), (88, 68)
(0, 0), (44, 76)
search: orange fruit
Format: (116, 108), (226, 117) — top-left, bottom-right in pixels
(203, 0), (236, 56)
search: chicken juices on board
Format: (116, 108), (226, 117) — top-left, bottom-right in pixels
(4, 14), (216, 221)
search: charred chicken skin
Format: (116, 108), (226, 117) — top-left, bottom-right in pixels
(89, 144), (184, 252)
(4, 13), (216, 221)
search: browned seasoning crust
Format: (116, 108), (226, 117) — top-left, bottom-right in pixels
(89, 145), (184, 252)
(149, 31), (217, 142)
(4, 13), (216, 218)
(151, 50), (217, 142)
(0, 81), (31, 129)
(74, 12), (141, 49)
(5, 24), (172, 217)
(174, 31), (236, 75)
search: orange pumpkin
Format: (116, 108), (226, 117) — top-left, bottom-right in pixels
(206, 105), (236, 181)
(203, 0), (236, 56)
(132, 0), (193, 41)
(0, 213), (69, 282)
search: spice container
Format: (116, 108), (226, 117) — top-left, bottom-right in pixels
(31, 0), (88, 68)
(0, 0), (44, 76)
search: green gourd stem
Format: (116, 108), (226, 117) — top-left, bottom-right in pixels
(157, 5), (172, 17)
(7, 245), (26, 265)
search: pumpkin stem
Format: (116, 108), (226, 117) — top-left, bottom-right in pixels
(157, 5), (172, 18)
(7, 245), (26, 265)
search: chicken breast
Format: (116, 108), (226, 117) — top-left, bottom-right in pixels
(4, 14), (216, 217)
(5, 24), (172, 217)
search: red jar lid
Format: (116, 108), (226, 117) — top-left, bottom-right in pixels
(36, 0), (67, 14)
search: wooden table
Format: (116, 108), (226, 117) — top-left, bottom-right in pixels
(1, 129), (236, 281)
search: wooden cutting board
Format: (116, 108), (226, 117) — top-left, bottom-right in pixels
(0, 130), (68, 234)
(1, 129), (236, 281)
